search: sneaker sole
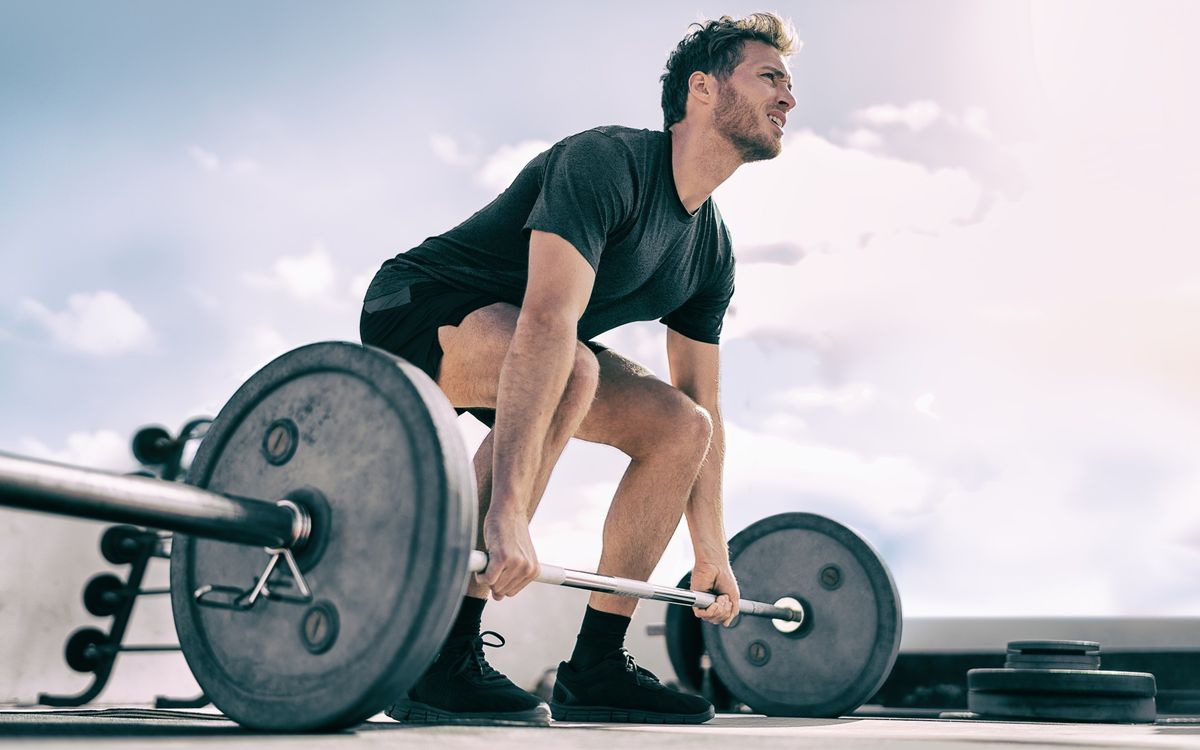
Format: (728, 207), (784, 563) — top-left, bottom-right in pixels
(387, 699), (551, 727)
(550, 702), (715, 724)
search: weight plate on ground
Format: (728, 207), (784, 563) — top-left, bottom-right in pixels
(171, 342), (476, 731)
(969, 668), (1155, 697)
(665, 572), (734, 710)
(702, 512), (902, 717)
(968, 668), (1157, 723)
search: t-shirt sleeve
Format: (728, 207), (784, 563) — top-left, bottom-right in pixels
(660, 240), (736, 345)
(523, 132), (635, 271)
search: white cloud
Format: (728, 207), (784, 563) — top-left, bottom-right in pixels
(854, 100), (943, 131)
(843, 128), (883, 151)
(430, 133), (477, 167)
(242, 243), (337, 302)
(957, 105), (993, 139)
(776, 383), (878, 414)
(19, 291), (153, 356)
(18, 430), (134, 472)
(476, 140), (551, 193)
(852, 101), (994, 141)
(275, 245), (335, 300)
(714, 129), (982, 252)
(721, 422), (937, 531)
(348, 268), (374, 303)
(226, 324), (293, 384)
(188, 144), (260, 175)
(913, 393), (939, 419)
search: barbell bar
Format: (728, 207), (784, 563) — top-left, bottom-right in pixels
(0, 451), (804, 624)
(0, 452), (306, 550)
(465, 551), (802, 623)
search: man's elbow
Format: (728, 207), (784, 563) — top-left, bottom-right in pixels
(516, 302), (578, 338)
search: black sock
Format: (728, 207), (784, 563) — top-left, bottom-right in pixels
(569, 606), (632, 671)
(444, 595), (486, 648)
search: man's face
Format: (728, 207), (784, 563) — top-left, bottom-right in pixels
(712, 41), (796, 162)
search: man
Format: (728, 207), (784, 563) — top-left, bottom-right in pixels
(361, 12), (798, 725)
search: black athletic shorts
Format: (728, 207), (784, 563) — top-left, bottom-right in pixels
(359, 279), (606, 428)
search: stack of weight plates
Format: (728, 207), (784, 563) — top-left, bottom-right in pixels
(967, 640), (1157, 723)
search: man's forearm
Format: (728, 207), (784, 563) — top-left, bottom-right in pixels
(490, 312), (578, 515)
(685, 404), (728, 562)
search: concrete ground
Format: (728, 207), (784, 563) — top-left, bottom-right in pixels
(2, 709), (1199, 750)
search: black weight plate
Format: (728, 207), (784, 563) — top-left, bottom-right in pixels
(969, 690), (1157, 723)
(65, 627), (108, 673)
(1006, 654), (1101, 671)
(968, 668), (1156, 697)
(664, 572), (734, 710)
(131, 425), (175, 465)
(969, 668), (1157, 723)
(100, 525), (153, 565)
(1008, 640), (1100, 654)
(171, 342), (476, 731)
(1005, 640), (1101, 671)
(83, 573), (126, 617)
(702, 513), (902, 717)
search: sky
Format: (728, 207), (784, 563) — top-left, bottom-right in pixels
(2, 0), (1199, 625)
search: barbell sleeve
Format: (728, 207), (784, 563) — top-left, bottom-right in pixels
(0, 451), (305, 549)
(467, 550), (804, 624)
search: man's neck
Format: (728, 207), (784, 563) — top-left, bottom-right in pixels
(670, 123), (742, 215)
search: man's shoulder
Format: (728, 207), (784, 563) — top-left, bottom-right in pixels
(702, 200), (732, 240)
(555, 125), (664, 158)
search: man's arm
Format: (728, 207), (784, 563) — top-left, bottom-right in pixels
(665, 328), (740, 626)
(481, 229), (595, 600)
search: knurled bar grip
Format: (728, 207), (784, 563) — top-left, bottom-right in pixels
(0, 452), (304, 549)
(468, 550), (805, 624)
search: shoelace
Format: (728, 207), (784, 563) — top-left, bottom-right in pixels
(448, 630), (510, 684)
(618, 649), (663, 688)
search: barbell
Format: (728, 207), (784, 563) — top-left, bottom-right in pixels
(0, 342), (902, 730)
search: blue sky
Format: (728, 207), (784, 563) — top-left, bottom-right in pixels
(2, 1), (1199, 623)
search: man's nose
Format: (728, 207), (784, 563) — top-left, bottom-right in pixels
(779, 88), (796, 111)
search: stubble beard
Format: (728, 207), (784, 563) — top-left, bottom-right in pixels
(714, 85), (781, 163)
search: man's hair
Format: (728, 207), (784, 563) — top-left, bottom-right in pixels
(660, 12), (800, 130)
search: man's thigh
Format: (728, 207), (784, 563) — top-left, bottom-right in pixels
(435, 302), (521, 408)
(438, 307), (699, 450)
(437, 303), (610, 410)
(576, 349), (702, 459)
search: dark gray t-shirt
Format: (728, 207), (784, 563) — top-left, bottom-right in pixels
(365, 126), (735, 344)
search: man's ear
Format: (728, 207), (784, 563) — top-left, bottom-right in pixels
(688, 70), (715, 105)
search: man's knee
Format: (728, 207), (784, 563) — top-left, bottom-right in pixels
(675, 399), (714, 458)
(624, 390), (712, 462)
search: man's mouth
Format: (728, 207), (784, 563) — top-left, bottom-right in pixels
(768, 113), (785, 132)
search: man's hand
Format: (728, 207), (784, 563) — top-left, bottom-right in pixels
(478, 510), (540, 600)
(690, 559), (740, 626)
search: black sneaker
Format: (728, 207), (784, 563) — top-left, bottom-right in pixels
(551, 649), (715, 724)
(386, 631), (550, 726)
